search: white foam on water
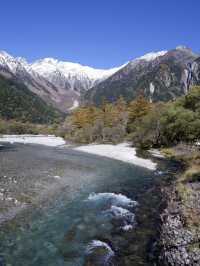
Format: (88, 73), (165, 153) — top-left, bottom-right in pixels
(108, 205), (135, 221)
(87, 193), (137, 232)
(155, 170), (164, 176)
(122, 224), (134, 231)
(108, 205), (131, 216)
(86, 240), (114, 254)
(105, 205), (136, 231)
(88, 192), (137, 208)
(86, 240), (115, 263)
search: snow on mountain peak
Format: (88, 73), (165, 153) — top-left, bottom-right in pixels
(31, 58), (124, 82)
(0, 50), (12, 58)
(16, 57), (29, 65)
(0, 51), (26, 74)
(176, 45), (188, 51)
(138, 50), (168, 62)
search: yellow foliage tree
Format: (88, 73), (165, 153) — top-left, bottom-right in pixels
(128, 94), (152, 132)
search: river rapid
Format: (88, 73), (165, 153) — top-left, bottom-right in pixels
(0, 143), (176, 266)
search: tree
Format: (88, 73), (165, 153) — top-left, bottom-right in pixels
(127, 95), (152, 133)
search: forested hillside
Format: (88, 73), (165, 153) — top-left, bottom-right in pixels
(0, 74), (62, 124)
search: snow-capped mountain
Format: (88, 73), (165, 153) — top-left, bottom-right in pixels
(31, 58), (123, 92)
(137, 50), (168, 62)
(0, 51), (64, 110)
(85, 47), (200, 105)
(1, 47), (199, 112)
(0, 51), (123, 112)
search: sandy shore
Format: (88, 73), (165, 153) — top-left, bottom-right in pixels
(74, 143), (157, 170)
(0, 135), (65, 146)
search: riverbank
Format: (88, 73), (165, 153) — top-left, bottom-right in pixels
(0, 136), (156, 169)
(74, 143), (157, 170)
(158, 144), (200, 265)
(0, 135), (66, 146)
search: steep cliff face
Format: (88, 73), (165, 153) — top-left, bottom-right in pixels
(191, 57), (200, 86)
(85, 47), (199, 105)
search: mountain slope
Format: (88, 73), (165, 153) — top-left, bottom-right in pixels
(1, 47), (199, 112)
(85, 47), (200, 105)
(0, 74), (61, 124)
(0, 51), (123, 112)
(31, 58), (123, 92)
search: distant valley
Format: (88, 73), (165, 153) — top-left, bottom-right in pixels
(0, 46), (200, 120)
(0, 51), (123, 113)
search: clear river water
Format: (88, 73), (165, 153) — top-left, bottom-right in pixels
(0, 143), (176, 266)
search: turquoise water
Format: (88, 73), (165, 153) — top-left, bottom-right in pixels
(0, 144), (169, 266)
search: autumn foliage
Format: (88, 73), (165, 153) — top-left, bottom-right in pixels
(61, 95), (150, 143)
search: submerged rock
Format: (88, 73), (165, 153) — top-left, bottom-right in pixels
(0, 256), (6, 266)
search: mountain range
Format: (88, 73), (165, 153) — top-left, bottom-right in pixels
(0, 51), (123, 112)
(85, 46), (200, 105)
(0, 46), (200, 121)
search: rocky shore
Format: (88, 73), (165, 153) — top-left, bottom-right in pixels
(158, 145), (200, 265)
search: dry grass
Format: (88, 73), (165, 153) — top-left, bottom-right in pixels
(161, 147), (176, 158)
(181, 165), (200, 183)
(166, 146), (200, 229)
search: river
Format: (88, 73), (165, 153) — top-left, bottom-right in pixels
(0, 143), (175, 266)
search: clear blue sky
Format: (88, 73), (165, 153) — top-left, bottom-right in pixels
(0, 0), (199, 68)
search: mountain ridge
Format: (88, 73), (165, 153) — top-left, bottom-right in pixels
(0, 47), (200, 113)
(0, 51), (125, 112)
(85, 46), (200, 105)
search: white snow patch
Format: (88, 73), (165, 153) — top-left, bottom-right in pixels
(149, 82), (155, 103)
(75, 143), (156, 170)
(176, 45), (188, 51)
(29, 58), (127, 90)
(0, 135), (65, 147)
(150, 82), (155, 94)
(139, 51), (167, 62)
(35, 59), (125, 80)
(69, 100), (79, 110)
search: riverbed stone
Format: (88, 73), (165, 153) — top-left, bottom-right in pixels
(159, 183), (200, 265)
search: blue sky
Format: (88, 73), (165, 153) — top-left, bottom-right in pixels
(0, 0), (199, 68)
